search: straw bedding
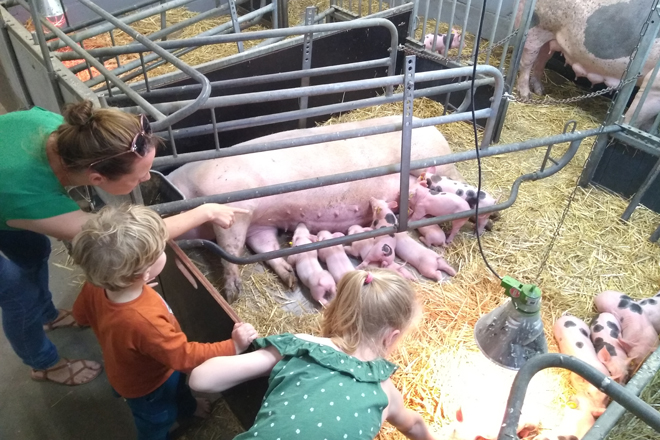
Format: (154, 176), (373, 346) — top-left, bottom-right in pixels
(38, 4), (660, 439)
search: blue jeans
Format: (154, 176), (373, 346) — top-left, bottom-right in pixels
(123, 371), (197, 440)
(0, 230), (60, 370)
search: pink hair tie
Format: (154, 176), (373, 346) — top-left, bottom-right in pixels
(364, 273), (373, 284)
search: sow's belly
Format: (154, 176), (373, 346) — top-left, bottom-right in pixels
(245, 174), (413, 233)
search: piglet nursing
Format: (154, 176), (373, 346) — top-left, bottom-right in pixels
(287, 223), (336, 305)
(408, 185), (471, 244)
(316, 230), (354, 284)
(394, 232), (456, 279)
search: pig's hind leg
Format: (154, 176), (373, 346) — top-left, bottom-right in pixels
(246, 226), (296, 289)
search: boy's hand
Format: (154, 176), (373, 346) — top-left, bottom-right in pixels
(232, 322), (259, 354)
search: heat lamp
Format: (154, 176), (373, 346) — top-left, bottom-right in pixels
(474, 276), (548, 370)
(34, 0), (66, 27)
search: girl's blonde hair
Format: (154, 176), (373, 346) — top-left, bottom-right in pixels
(322, 269), (420, 357)
(56, 100), (156, 180)
(71, 204), (168, 291)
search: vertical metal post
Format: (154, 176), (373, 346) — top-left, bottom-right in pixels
(484, 0), (504, 65)
(492, 0), (538, 142)
(168, 126), (178, 157)
(629, 57), (660, 127)
(499, 0), (521, 71)
(621, 157), (660, 221)
(210, 109), (221, 151)
(0, 8), (33, 107)
(139, 52), (151, 92)
(398, 55), (416, 232)
(79, 39), (95, 80)
(298, 7), (315, 129)
(228, 0), (244, 53)
(109, 30), (122, 68)
(27, 0), (64, 109)
(457, 0), (473, 60)
(418, 0), (430, 43)
(443, 0), (458, 58)
(580, 3), (660, 186)
(650, 224), (660, 242)
(160, 0), (167, 41)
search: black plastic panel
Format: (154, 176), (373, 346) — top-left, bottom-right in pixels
(592, 139), (660, 214)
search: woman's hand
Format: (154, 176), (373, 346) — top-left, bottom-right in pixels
(204, 203), (250, 229)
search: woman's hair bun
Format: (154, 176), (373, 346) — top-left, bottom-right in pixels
(63, 100), (94, 126)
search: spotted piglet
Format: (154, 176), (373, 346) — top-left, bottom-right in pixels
(344, 225), (393, 269)
(316, 230), (354, 284)
(636, 291), (660, 333)
(287, 223), (336, 306)
(420, 170), (497, 235)
(408, 185), (471, 244)
(553, 315), (609, 417)
(589, 313), (630, 383)
(594, 290), (659, 367)
(423, 31), (461, 54)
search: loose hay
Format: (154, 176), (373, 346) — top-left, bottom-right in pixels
(181, 71), (660, 439)
(33, 4), (660, 438)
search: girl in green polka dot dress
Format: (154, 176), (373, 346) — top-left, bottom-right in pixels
(190, 269), (439, 440)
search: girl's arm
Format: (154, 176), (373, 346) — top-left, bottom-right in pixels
(382, 379), (439, 440)
(189, 346), (282, 393)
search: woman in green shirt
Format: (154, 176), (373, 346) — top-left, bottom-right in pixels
(0, 101), (246, 386)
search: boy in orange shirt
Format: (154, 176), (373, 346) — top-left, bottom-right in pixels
(71, 204), (258, 440)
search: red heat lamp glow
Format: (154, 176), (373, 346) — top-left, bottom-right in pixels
(46, 13), (66, 28)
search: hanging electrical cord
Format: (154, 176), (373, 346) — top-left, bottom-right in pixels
(470, 0), (501, 280)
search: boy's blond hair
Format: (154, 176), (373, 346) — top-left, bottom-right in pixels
(72, 204), (168, 291)
(322, 269), (420, 357)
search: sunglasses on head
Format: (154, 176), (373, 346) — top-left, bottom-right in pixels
(88, 114), (152, 169)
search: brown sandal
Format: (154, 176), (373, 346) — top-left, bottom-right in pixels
(31, 358), (103, 386)
(43, 309), (81, 332)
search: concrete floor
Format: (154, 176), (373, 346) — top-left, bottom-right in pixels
(0, 239), (138, 440)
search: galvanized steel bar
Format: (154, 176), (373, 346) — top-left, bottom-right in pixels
(109, 30), (121, 68)
(43, 0), (163, 37)
(84, 16), (396, 88)
(580, 3), (660, 186)
(103, 59), (391, 103)
(150, 127), (614, 216)
(210, 109), (220, 151)
(27, 0), (64, 108)
(651, 224), (660, 242)
(442, 0), (458, 58)
(139, 52), (151, 93)
(629, 57), (660, 128)
(621, 157), (660, 221)
(457, 0), (472, 60)
(499, 354), (660, 440)
(174, 136), (584, 264)
(120, 64), (498, 115)
(583, 345), (660, 440)
(46, 0), (198, 50)
(160, 0), (167, 40)
(492, 0), (538, 142)
(485, 0), (504, 65)
(298, 7), (315, 129)
(228, 0), (244, 53)
(398, 55), (416, 232)
(78, 0), (212, 132)
(96, 13), (266, 90)
(148, 79), (495, 153)
(499, 0), (521, 71)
